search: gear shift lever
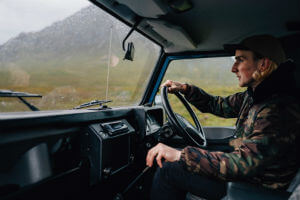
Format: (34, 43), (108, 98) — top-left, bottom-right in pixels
(114, 166), (151, 200)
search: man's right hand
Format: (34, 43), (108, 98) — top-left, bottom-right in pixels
(146, 143), (181, 168)
(161, 80), (189, 94)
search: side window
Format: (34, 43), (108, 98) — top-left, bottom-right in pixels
(162, 56), (244, 127)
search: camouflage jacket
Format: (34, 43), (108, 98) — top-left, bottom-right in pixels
(180, 60), (300, 190)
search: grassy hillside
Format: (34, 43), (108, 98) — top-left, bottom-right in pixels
(0, 40), (160, 112)
(0, 53), (243, 128)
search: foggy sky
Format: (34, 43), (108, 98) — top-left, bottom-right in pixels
(0, 0), (90, 45)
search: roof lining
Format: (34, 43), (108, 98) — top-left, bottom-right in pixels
(92, 0), (300, 53)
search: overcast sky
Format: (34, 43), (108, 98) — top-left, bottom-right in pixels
(0, 0), (91, 45)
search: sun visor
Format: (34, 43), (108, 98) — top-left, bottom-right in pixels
(146, 20), (197, 51)
(116, 0), (167, 18)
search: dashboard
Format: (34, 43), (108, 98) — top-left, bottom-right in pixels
(0, 105), (165, 198)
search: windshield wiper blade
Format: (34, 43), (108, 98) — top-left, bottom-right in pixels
(0, 90), (42, 111)
(0, 90), (42, 97)
(73, 99), (112, 109)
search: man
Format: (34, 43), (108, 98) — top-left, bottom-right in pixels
(146, 35), (300, 200)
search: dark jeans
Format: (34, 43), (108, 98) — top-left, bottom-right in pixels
(150, 161), (227, 200)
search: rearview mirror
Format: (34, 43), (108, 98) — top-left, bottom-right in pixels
(123, 42), (134, 61)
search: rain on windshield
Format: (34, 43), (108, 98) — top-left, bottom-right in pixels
(0, 0), (160, 112)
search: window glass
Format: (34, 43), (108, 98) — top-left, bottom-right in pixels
(0, 1), (160, 112)
(162, 56), (244, 126)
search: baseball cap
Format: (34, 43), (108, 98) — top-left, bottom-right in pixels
(224, 35), (286, 65)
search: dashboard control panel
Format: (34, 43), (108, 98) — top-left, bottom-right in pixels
(81, 119), (135, 185)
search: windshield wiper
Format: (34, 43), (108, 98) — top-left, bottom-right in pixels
(73, 99), (112, 110)
(0, 90), (42, 111)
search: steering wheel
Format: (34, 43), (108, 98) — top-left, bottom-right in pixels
(161, 86), (206, 148)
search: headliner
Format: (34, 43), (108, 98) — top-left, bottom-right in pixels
(92, 0), (300, 53)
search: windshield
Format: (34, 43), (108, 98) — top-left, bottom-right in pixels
(0, 0), (161, 112)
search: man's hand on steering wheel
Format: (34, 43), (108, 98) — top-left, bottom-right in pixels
(162, 80), (189, 94)
(145, 80), (206, 168)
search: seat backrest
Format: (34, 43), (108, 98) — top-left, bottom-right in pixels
(224, 168), (300, 200)
(288, 184), (300, 200)
(288, 169), (300, 192)
(225, 182), (290, 200)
